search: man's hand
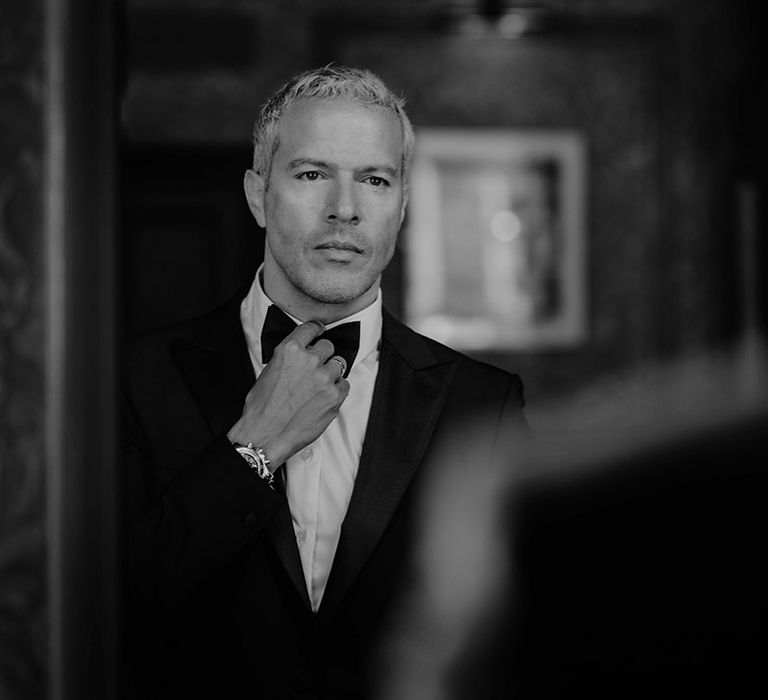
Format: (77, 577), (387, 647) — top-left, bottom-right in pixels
(227, 321), (350, 469)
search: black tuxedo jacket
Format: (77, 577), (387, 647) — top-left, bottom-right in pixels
(122, 291), (526, 699)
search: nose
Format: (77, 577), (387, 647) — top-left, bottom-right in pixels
(325, 178), (360, 225)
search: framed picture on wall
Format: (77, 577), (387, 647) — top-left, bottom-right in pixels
(404, 129), (588, 351)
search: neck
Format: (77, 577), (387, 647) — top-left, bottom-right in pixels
(260, 266), (379, 325)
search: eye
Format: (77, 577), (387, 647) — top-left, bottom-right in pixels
(297, 170), (324, 182)
(365, 175), (390, 188)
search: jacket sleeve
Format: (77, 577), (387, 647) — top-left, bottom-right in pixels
(122, 380), (284, 613)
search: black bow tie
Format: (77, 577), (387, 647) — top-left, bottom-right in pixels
(260, 304), (360, 378)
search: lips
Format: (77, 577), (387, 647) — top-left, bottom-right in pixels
(315, 240), (364, 254)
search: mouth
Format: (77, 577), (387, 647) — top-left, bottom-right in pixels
(314, 240), (364, 255)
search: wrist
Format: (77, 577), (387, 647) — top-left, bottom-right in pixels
(227, 423), (289, 469)
(230, 441), (276, 489)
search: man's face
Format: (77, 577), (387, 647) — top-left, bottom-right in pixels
(245, 98), (408, 320)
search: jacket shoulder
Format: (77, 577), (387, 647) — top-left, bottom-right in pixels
(382, 310), (525, 407)
(124, 290), (246, 368)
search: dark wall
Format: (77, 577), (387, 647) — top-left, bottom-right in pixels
(2, 0), (121, 696)
(121, 145), (260, 333)
(0, 0), (47, 697)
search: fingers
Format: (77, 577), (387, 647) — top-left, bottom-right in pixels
(285, 319), (325, 348)
(314, 355), (347, 386)
(308, 338), (334, 362)
(336, 377), (350, 399)
(327, 355), (347, 381)
(277, 321), (347, 383)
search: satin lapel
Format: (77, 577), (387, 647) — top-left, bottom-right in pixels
(172, 318), (311, 610)
(265, 499), (312, 609)
(172, 326), (254, 439)
(317, 321), (457, 624)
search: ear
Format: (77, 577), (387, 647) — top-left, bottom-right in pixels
(244, 169), (267, 228)
(399, 182), (410, 227)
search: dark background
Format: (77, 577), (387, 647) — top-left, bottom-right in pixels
(120, 4), (766, 695)
(121, 0), (766, 405)
(0, 0), (765, 698)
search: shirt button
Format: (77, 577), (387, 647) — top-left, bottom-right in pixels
(300, 448), (312, 461)
(296, 528), (306, 543)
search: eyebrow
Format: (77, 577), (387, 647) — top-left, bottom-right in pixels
(358, 165), (399, 178)
(287, 158), (400, 178)
(287, 158), (332, 170)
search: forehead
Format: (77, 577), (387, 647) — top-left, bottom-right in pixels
(275, 98), (404, 169)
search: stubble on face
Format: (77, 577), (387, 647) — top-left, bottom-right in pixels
(260, 99), (407, 322)
(265, 220), (395, 307)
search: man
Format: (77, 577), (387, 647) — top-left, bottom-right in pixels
(123, 65), (527, 699)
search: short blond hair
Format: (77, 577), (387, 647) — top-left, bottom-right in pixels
(251, 65), (415, 186)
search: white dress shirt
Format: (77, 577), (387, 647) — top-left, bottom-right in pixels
(240, 266), (381, 611)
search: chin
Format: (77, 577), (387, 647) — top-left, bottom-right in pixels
(304, 272), (376, 307)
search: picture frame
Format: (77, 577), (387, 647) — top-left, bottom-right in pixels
(405, 129), (587, 351)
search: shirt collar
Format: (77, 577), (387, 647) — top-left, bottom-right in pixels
(240, 263), (382, 369)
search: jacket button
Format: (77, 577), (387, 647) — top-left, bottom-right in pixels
(241, 512), (259, 529)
